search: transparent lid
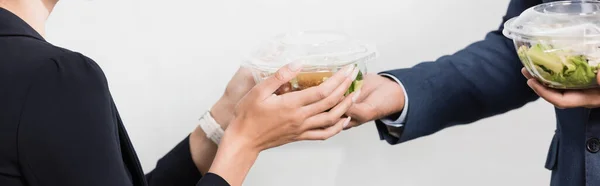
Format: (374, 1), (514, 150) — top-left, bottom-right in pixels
(244, 30), (377, 72)
(503, 1), (600, 41)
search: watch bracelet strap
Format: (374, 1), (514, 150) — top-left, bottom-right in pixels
(199, 110), (225, 145)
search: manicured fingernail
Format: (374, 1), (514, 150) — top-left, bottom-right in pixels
(289, 61), (304, 71)
(350, 68), (359, 80)
(344, 65), (355, 76)
(352, 89), (361, 103)
(343, 117), (351, 128)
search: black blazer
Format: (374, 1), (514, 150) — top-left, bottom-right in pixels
(0, 8), (229, 186)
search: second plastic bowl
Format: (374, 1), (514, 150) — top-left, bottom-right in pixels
(503, 1), (600, 89)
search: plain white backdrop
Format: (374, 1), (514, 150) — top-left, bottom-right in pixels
(46, 0), (556, 185)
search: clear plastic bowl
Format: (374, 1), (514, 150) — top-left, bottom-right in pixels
(244, 30), (376, 95)
(503, 1), (600, 89)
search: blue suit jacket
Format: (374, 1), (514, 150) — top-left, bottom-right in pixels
(376, 0), (600, 185)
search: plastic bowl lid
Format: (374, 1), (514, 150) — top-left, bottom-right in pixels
(244, 30), (377, 72)
(503, 1), (600, 41)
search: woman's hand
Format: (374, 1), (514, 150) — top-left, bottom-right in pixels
(209, 62), (360, 186)
(189, 67), (257, 174)
(523, 67), (600, 108)
(229, 62), (359, 150)
(211, 67), (257, 129)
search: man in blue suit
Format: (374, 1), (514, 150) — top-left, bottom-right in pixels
(344, 0), (600, 185)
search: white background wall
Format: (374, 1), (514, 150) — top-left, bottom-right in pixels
(46, 0), (556, 185)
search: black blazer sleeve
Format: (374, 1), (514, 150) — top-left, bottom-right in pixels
(144, 136), (228, 186)
(17, 52), (229, 186)
(374, 0), (542, 144)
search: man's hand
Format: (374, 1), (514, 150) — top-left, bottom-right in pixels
(523, 68), (600, 108)
(211, 67), (257, 129)
(344, 74), (405, 129)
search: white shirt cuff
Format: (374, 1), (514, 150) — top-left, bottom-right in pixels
(378, 73), (408, 128)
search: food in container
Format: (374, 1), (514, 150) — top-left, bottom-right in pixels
(244, 30), (376, 95)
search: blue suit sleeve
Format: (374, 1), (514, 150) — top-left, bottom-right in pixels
(375, 0), (542, 144)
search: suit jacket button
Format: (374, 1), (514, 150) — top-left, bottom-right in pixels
(587, 138), (600, 153)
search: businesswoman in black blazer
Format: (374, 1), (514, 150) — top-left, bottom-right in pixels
(0, 0), (361, 186)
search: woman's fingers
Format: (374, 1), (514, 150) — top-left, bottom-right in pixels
(295, 117), (351, 141)
(301, 91), (358, 130)
(251, 61), (303, 100)
(301, 77), (354, 116)
(343, 120), (360, 130)
(285, 65), (355, 106)
(299, 68), (359, 115)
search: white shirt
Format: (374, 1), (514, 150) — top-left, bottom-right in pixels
(378, 73), (408, 137)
